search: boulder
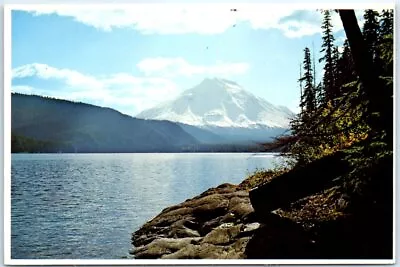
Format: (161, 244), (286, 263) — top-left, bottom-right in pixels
(131, 184), (257, 259)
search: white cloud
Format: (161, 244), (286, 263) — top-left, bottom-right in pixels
(22, 5), (238, 34)
(12, 63), (180, 115)
(13, 63), (103, 89)
(16, 5), (366, 38)
(12, 58), (249, 113)
(136, 57), (249, 77)
(278, 21), (321, 38)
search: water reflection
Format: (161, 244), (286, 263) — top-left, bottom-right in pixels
(11, 153), (280, 259)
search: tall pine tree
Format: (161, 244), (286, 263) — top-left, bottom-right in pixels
(362, 9), (380, 64)
(299, 47), (316, 113)
(319, 10), (336, 103)
(336, 39), (357, 95)
(379, 9), (393, 36)
(378, 9), (394, 77)
(332, 46), (340, 97)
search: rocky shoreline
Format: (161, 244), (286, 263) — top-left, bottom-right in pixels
(130, 180), (326, 259)
(131, 183), (257, 259)
(131, 153), (393, 259)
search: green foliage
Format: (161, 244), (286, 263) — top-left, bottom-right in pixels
(378, 33), (393, 76)
(299, 47), (316, 112)
(239, 168), (288, 191)
(319, 10), (336, 102)
(11, 133), (69, 153)
(363, 9), (380, 63)
(287, 9), (393, 171)
(289, 81), (370, 165)
(379, 9), (393, 36)
(336, 40), (357, 96)
(11, 93), (199, 153)
(342, 132), (393, 213)
(267, 9), (393, 247)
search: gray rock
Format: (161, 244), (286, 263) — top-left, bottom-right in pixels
(243, 222), (260, 233)
(202, 223), (243, 245)
(161, 243), (227, 259)
(131, 185), (256, 259)
(169, 225), (201, 238)
(133, 237), (202, 259)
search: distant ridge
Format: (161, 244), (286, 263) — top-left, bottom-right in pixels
(11, 93), (199, 153)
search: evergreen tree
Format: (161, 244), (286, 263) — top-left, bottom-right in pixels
(378, 9), (394, 77)
(336, 39), (357, 95)
(314, 82), (324, 106)
(332, 46), (340, 95)
(299, 47), (316, 112)
(362, 9), (380, 64)
(379, 9), (393, 37)
(339, 9), (392, 144)
(299, 63), (304, 112)
(319, 10), (336, 102)
(287, 9), (393, 165)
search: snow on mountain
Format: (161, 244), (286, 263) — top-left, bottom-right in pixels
(136, 78), (294, 130)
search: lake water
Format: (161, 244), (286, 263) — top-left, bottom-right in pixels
(11, 153), (280, 259)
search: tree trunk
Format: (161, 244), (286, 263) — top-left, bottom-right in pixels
(338, 10), (392, 144)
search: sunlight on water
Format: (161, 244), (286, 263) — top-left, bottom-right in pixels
(11, 153), (281, 259)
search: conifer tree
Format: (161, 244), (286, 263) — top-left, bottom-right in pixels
(319, 10), (336, 102)
(287, 9), (393, 165)
(332, 46), (340, 96)
(378, 9), (394, 77)
(336, 39), (357, 95)
(379, 9), (393, 36)
(299, 63), (304, 112)
(339, 9), (392, 145)
(300, 47), (316, 112)
(362, 9), (380, 64)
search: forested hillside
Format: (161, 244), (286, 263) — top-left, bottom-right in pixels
(11, 93), (200, 153)
(286, 9), (393, 165)
(248, 9), (394, 258)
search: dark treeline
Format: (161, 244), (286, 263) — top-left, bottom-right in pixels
(251, 9), (394, 258)
(11, 93), (200, 153)
(276, 9), (393, 219)
(11, 132), (268, 153)
(11, 93), (272, 153)
(286, 9), (393, 165)
(11, 133), (68, 153)
(181, 143), (279, 153)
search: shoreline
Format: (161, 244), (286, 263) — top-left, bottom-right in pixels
(130, 153), (393, 259)
(131, 182), (257, 259)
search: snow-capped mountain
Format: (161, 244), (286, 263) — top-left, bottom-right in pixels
(136, 78), (294, 143)
(137, 78), (294, 128)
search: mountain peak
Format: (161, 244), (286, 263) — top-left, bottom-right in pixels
(201, 77), (239, 86)
(192, 77), (244, 96)
(136, 79), (294, 129)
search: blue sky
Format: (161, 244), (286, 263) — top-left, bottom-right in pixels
(11, 5), (366, 116)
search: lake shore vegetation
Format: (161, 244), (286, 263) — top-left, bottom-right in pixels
(131, 9), (394, 259)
